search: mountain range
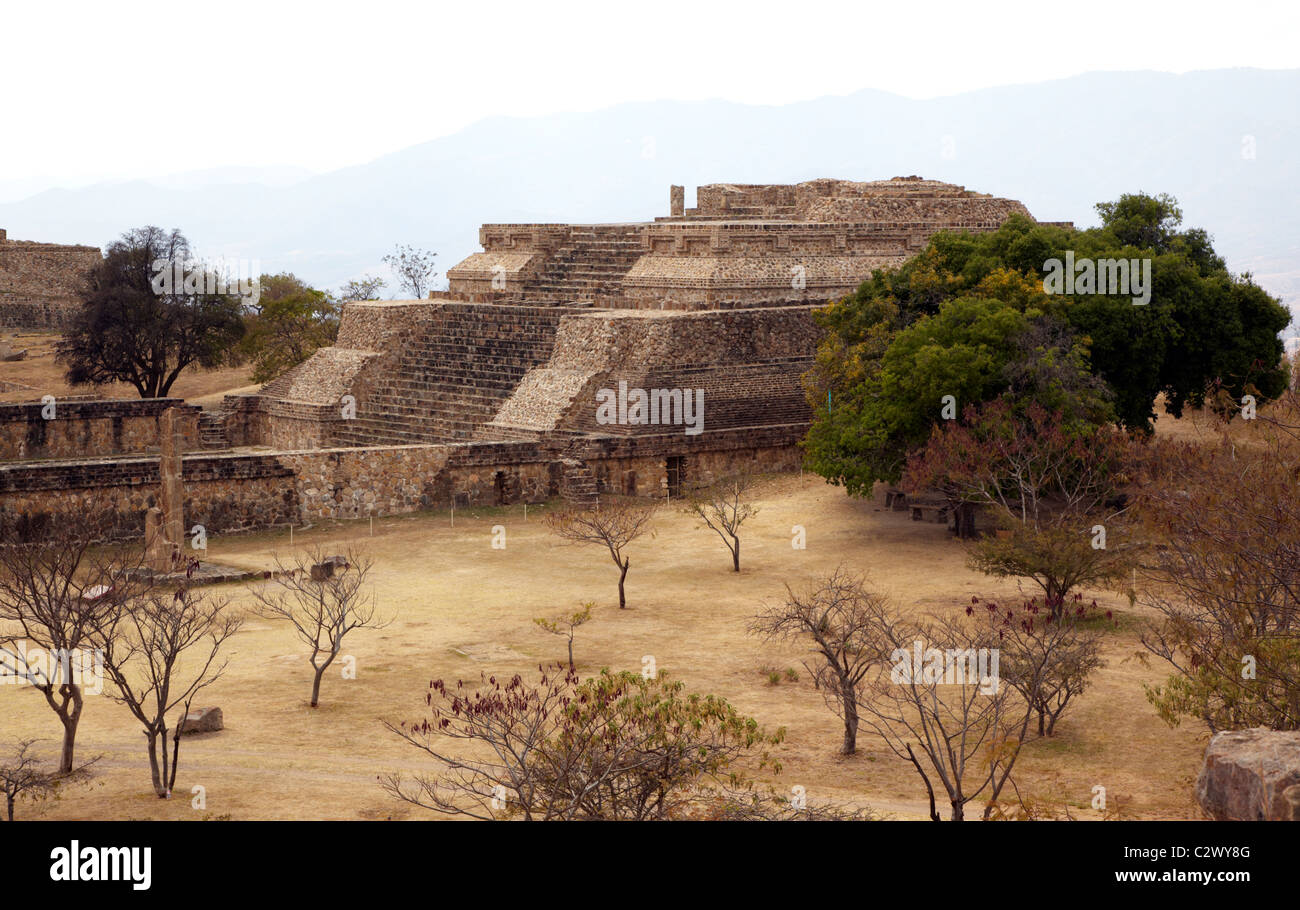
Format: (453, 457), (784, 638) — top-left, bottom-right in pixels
(2, 68), (1296, 326)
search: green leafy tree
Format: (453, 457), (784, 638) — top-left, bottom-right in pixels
(533, 602), (593, 669)
(338, 275), (388, 302)
(804, 295), (1033, 495)
(805, 193), (1289, 500)
(57, 226), (245, 398)
(239, 273), (339, 383)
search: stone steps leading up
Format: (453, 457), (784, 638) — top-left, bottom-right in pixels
(198, 411), (229, 450)
(327, 305), (569, 446)
(560, 458), (598, 507)
(521, 226), (644, 303)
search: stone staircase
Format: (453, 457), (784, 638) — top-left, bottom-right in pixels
(331, 304), (572, 446)
(560, 457), (598, 507)
(523, 226), (644, 302)
(198, 411), (229, 450)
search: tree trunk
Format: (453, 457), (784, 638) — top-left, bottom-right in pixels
(950, 800), (965, 821)
(841, 690), (858, 755)
(617, 560), (629, 609)
(168, 718), (184, 794)
(146, 731), (169, 798)
(6, 792), (14, 822)
(311, 666), (326, 708)
(954, 502), (976, 539)
(906, 743), (941, 822)
(567, 638), (574, 670)
(731, 537), (740, 572)
(52, 684), (83, 774)
(1047, 584), (1065, 619)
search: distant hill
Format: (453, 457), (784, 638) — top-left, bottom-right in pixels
(2, 68), (1296, 327)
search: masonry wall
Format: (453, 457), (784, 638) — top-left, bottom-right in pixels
(0, 399), (200, 461)
(0, 426), (805, 538)
(0, 451), (298, 538)
(482, 306), (820, 440)
(575, 425), (807, 497)
(0, 231), (101, 330)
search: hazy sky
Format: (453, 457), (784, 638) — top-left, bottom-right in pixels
(3, 0), (1298, 182)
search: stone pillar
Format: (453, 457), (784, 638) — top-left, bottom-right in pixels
(670, 185), (684, 217)
(144, 506), (167, 572)
(145, 407), (185, 572)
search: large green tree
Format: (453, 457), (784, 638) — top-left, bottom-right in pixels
(57, 227), (245, 398)
(804, 193), (1290, 494)
(239, 272), (339, 383)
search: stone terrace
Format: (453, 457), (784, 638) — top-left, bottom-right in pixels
(445, 177), (1053, 310)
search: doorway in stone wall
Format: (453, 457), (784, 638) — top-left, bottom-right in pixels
(666, 456), (685, 499)
(493, 471), (506, 505)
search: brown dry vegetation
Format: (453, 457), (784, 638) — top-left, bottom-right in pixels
(0, 472), (1207, 821)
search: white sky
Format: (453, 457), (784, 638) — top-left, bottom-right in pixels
(2, 0), (1298, 182)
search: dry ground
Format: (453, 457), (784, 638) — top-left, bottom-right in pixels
(0, 473), (1208, 821)
(0, 332), (253, 405)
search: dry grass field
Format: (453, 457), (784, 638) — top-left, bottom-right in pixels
(0, 472), (1209, 821)
(0, 332), (254, 405)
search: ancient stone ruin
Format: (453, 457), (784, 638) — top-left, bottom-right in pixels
(0, 228), (101, 330)
(0, 177), (1060, 536)
(143, 407), (186, 572)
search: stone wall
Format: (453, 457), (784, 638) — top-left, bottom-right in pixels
(573, 425), (807, 497)
(683, 177), (1033, 224)
(0, 451), (298, 538)
(481, 306), (819, 440)
(443, 178), (1045, 311)
(0, 424), (805, 538)
(0, 230), (101, 330)
(0, 398), (200, 461)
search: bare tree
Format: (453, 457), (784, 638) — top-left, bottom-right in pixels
(906, 401), (1136, 616)
(691, 473), (759, 572)
(382, 245), (438, 298)
(0, 739), (96, 821)
(545, 500), (656, 609)
(246, 548), (388, 707)
(92, 580), (242, 798)
(533, 602), (593, 669)
(0, 518), (133, 773)
(854, 610), (1034, 821)
(978, 595), (1108, 737)
(749, 568), (885, 755)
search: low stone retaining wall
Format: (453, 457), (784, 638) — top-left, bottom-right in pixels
(0, 398), (200, 460)
(0, 426), (805, 539)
